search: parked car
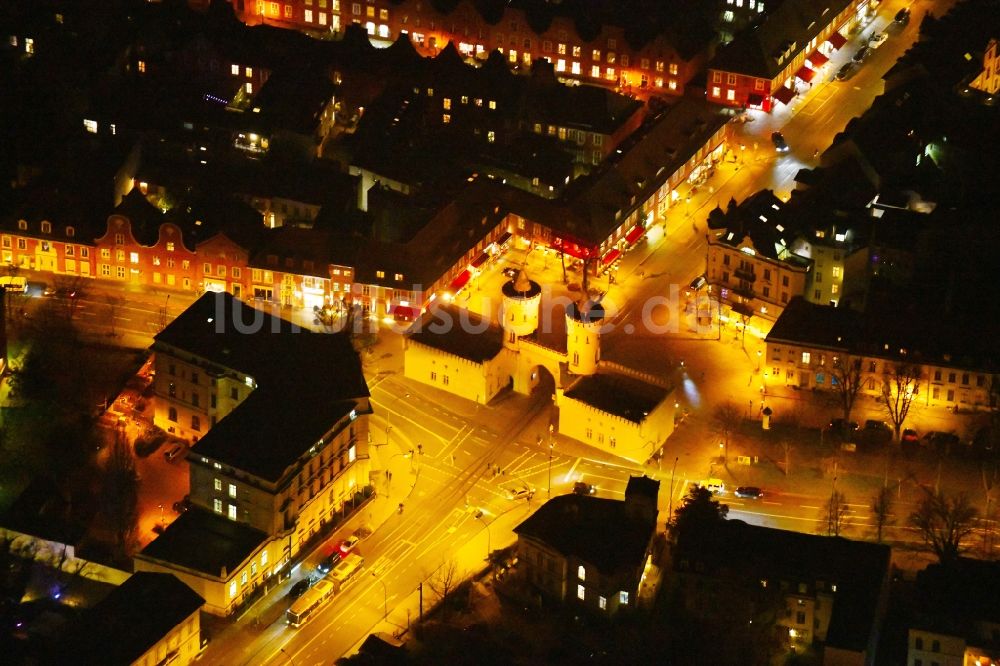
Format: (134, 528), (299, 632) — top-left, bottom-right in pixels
(894, 7), (911, 24)
(688, 274), (707, 291)
(901, 429), (919, 444)
(922, 431), (960, 452)
(317, 551), (342, 574)
(835, 63), (855, 81)
(507, 487), (535, 501)
(573, 481), (596, 495)
(869, 32), (889, 49)
(771, 131), (790, 153)
(172, 495), (190, 513)
(164, 443), (185, 462)
(338, 535), (360, 554)
(861, 420), (893, 446)
(853, 46), (871, 63)
(289, 579), (310, 599)
(827, 418), (859, 438)
(734, 486), (764, 499)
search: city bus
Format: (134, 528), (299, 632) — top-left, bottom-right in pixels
(328, 553), (364, 593)
(0, 276), (27, 293)
(285, 578), (335, 628)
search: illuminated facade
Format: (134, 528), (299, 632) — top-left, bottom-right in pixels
(969, 38), (1000, 95)
(1, 218), (94, 277)
(229, 0), (704, 98)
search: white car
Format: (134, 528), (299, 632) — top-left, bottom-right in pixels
(869, 32), (888, 48)
(698, 479), (726, 495)
(507, 487), (535, 501)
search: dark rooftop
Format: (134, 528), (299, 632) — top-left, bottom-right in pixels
(766, 296), (861, 351)
(406, 304), (505, 365)
(57, 572), (204, 666)
(680, 520), (891, 653)
(155, 292), (370, 480)
(563, 372), (671, 424)
(1, 476), (87, 547)
(514, 493), (656, 577)
(138, 507), (268, 578)
(914, 557), (1000, 636)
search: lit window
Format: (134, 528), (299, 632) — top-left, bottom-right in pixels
(213, 498), (223, 514)
(620, 590), (629, 605)
(229, 483), (237, 498)
(231, 64), (239, 75)
(130, 252), (139, 264)
(577, 565), (585, 581)
(668, 80), (678, 91)
(442, 113), (451, 124)
(214, 478), (222, 491)
(228, 504), (237, 520)
(245, 82), (253, 94)
(802, 352), (811, 364)
(656, 77), (664, 88)
(712, 86), (721, 97)
(443, 97), (451, 110)
(727, 89), (736, 101)
(262, 550), (268, 566)
(245, 67), (253, 78)
(577, 584), (585, 600)
(305, 9), (313, 22)
(166, 241), (174, 252)
(599, 596), (607, 610)
(230, 581), (237, 599)
(83, 119), (98, 134)
(572, 46), (581, 57)
(138, 60), (146, 73)
(656, 60), (664, 72)
(669, 63), (678, 76)
(592, 49), (600, 61)
(591, 65), (600, 78)
(349, 445), (357, 463)
(241, 571), (248, 586)
(487, 130), (495, 143)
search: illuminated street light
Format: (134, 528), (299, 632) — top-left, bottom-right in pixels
(383, 392), (411, 448)
(756, 349), (762, 372)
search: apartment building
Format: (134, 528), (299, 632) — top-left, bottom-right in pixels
(765, 297), (998, 410)
(139, 292), (373, 614)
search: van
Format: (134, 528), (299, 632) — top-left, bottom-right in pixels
(700, 478), (726, 495)
(164, 444), (184, 462)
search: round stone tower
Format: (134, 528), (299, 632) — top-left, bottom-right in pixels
(565, 298), (605, 375)
(500, 268), (542, 350)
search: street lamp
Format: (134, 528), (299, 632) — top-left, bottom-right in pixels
(756, 349), (762, 373)
(547, 425), (555, 498)
(372, 571), (388, 622)
(667, 456), (679, 527)
(474, 510), (492, 561)
(279, 648), (297, 666)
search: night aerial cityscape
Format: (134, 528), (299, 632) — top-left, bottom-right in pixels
(0, 0), (999, 664)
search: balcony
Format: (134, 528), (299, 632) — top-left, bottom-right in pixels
(734, 267), (756, 282)
(734, 284), (755, 300)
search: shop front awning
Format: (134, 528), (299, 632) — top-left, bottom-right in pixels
(625, 225), (645, 245)
(602, 248), (621, 265)
(747, 93), (764, 107)
(450, 270), (471, 291)
(807, 50), (829, 67)
(795, 66), (816, 83)
(773, 86), (797, 105)
(470, 251), (490, 269)
(827, 31), (848, 50)
(552, 236), (594, 260)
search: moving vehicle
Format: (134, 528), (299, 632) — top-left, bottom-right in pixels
(835, 63), (855, 81)
(853, 46), (871, 63)
(287, 555), (365, 628)
(573, 481), (596, 495)
(734, 486), (763, 499)
(689, 274), (707, 290)
(894, 8), (911, 24)
(507, 486), (535, 501)
(328, 553), (365, 593)
(164, 444), (185, 461)
(869, 32), (888, 49)
(172, 495), (190, 513)
(771, 132), (790, 153)
(286, 578), (335, 628)
(699, 479), (726, 495)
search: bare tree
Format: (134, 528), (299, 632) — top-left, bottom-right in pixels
(879, 362), (921, 442)
(982, 464), (998, 558)
(100, 427), (140, 561)
(428, 559), (460, 619)
(780, 438), (793, 477)
(870, 486), (894, 543)
(712, 401), (742, 466)
(829, 354), (864, 423)
(824, 489), (849, 537)
(908, 491), (979, 563)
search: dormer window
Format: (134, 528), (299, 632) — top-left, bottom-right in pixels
(376, 270), (385, 279)
(66, 226), (74, 237)
(41, 221), (51, 234)
(394, 273), (403, 281)
(577, 565), (586, 581)
(18, 220), (27, 231)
